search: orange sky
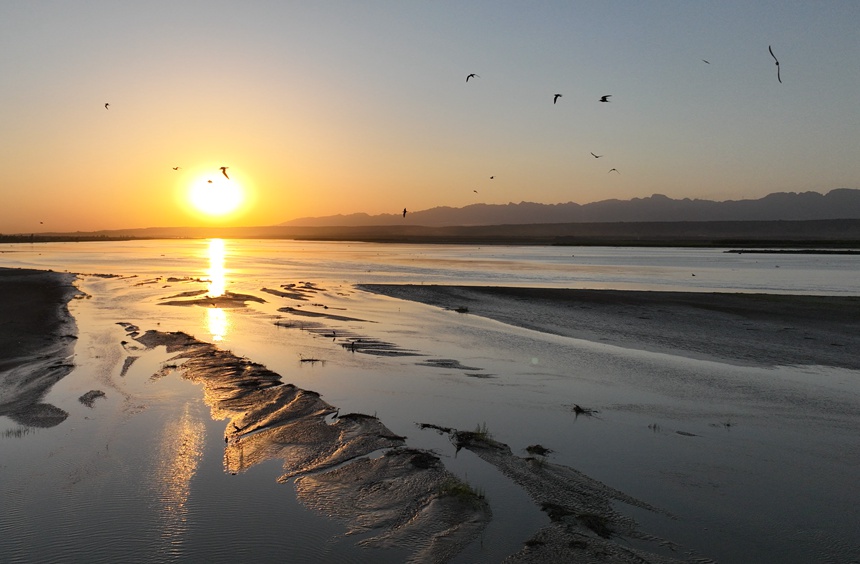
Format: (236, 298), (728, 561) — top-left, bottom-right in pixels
(2, 2), (859, 233)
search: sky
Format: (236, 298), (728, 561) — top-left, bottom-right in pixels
(1, 1), (859, 233)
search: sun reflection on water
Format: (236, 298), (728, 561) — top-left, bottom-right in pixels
(154, 402), (205, 549)
(206, 238), (226, 298)
(204, 238), (230, 341)
(207, 307), (229, 342)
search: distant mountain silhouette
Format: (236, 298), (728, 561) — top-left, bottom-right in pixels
(281, 189), (860, 227)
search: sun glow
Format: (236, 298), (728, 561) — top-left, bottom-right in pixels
(189, 177), (244, 217)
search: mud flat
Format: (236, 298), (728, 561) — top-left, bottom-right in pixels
(125, 325), (698, 562)
(0, 268), (80, 427)
(360, 285), (860, 369)
(126, 327), (491, 562)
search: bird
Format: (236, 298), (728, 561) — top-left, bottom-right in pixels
(220, 166), (230, 179)
(402, 208), (407, 218)
(466, 73), (479, 82)
(768, 45), (781, 83)
(489, 176), (494, 179)
(702, 59), (710, 64)
(172, 166), (181, 170)
(473, 189), (479, 193)
(591, 152), (602, 158)
(104, 103), (109, 109)
(553, 94), (562, 104)
(608, 168), (619, 174)
(207, 180), (213, 183)
(599, 95), (612, 103)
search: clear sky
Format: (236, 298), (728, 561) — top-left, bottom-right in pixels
(1, 1), (859, 233)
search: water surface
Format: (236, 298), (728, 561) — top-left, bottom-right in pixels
(1, 240), (858, 563)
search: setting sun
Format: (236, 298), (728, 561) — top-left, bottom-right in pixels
(189, 177), (244, 217)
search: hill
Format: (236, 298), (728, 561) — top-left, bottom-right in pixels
(281, 189), (860, 227)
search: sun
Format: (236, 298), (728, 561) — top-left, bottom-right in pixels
(188, 177), (244, 217)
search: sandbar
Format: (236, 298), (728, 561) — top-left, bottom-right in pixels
(359, 285), (860, 369)
(0, 268), (79, 426)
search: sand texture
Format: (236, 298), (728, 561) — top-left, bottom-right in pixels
(360, 285), (860, 369)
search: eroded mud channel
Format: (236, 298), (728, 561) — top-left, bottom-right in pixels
(124, 324), (701, 563)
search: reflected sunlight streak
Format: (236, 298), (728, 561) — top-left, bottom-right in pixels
(206, 239), (226, 298)
(207, 307), (229, 342)
(153, 403), (205, 550)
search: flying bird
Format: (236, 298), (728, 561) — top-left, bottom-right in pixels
(489, 176), (494, 179)
(553, 94), (562, 104)
(591, 152), (602, 158)
(608, 168), (619, 174)
(702, 59), (710, 64)
(172, 166), (181, 170)
(466, 73), (479, 82)
(599, 95), (612, 103)
(402, 208), (407, 218)
(220, 166), (229, 179)
(473, 190), (478, 193)
(207, 180), (213, 183)
(768, 45), (781, 83)
(104, 103), (109, 109)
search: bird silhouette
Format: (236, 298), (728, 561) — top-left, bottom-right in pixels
(172, 166), (181, 170)
(466, 73), (479, 82)
(702, 59), (710, 64)
(768, 45), (781, 83)
(489, 176), (494, 179)
(473, 189), (478, 193)
(207, 180), (213, 183)
(599, 95), (612, 103)
(553, 94), (562, 104)
(608, 168), (619, 174)
(402, 208), (407, 218)
(220, 166), (229, 179)
(591, 152), (602, 158)
(104, 103), (109, 109)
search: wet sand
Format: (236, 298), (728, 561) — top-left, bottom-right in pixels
(0, 268), (79, 426)
(359, 285), (860, 369)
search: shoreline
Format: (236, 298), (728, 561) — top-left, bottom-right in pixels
(359, 284), (860, 369)
(0, 268), (79, 426)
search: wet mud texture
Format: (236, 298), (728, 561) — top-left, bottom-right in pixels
(361, 285), (860, 369)
(131, 328), (490, 562)
(0, 268), (79, 427)
(443, 428), (702, 564)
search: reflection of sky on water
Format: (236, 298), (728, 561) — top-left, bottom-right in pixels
(154, 402), (205, 552)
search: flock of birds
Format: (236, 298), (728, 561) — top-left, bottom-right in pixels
(100, 46), (782, 222)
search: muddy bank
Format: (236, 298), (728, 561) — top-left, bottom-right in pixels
(360, 285), (860, 369)
(129, 328), (490, 561)
(0, 268), (80, 427)
(421, 425), (702, 564)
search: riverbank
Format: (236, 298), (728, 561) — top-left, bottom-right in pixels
(0, 268), (79, 426)
(359, 285), (860, 369)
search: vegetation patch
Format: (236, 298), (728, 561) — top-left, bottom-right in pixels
(438, 477), (486, 507)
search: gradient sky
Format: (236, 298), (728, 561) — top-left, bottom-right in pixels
(2, 1), (859, 233)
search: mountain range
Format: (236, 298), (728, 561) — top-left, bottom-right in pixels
(281, 189), (860, 227)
